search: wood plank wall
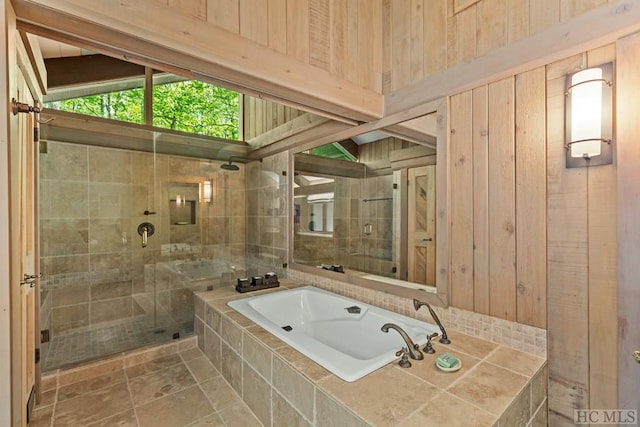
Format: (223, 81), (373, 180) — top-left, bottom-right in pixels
(449, 43), (617, 422)
(159, 0), (382, 92)
(546, 44), (617, 424)
(383, 0), (612, 92)
(449, 71), (545, 327)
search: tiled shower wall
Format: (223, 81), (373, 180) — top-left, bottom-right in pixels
(39, 141), (246, 341)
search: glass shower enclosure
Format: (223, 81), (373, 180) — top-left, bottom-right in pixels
(38, 121), (245, 371)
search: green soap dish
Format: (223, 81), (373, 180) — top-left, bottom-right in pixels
(435, 353), (461, 372)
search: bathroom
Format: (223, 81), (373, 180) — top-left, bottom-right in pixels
(2, 0), (639, 426)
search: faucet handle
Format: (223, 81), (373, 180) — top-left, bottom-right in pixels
(395, 348), (412, 368)
(423, 332), (439, 354)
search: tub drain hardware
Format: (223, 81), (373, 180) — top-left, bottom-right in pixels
(282, 325), (293, 332)
(345, 305), (362, 314)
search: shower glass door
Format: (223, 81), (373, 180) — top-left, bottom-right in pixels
(39, 128), (203, 371)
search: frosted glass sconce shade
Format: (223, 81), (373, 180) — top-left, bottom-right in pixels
(565, 62), (614, 168)
(202, 180), (212, 203)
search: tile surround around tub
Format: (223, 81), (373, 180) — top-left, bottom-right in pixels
(195, 280), (547, 427)
(287, 269), (547, 358)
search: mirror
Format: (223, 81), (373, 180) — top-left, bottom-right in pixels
(290, 103), (449, 306)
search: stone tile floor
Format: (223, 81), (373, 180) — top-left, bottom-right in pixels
(32, 339), (262, 427)
(44, 314), (193, 371)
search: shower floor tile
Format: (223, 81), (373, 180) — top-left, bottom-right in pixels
(44, 314), (193, 371)
(32, 343), (262, 427)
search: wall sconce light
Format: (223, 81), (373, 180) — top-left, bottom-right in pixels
(565, 62), (614, 168)
(202, 180), (213, 203)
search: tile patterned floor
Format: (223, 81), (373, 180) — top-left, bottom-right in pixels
(32, 339), (263, 427)
(44, 314), (193, 371)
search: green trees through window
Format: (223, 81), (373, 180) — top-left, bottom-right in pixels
(45, 79), (240, 140)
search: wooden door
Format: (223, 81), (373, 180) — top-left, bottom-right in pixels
(407, 165), (436, 286)
(11, 68), (39, 426)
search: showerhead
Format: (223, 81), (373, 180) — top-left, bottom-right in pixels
(220, 157), (240, 171)
(221, 161), (240, 171)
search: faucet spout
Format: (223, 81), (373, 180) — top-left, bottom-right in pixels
(381, 323), (424, 360)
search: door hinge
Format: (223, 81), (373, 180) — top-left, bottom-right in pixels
(34, 348), (40, 364)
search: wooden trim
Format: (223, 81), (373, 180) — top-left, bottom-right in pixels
(16, 30), (43, 102)
(249, 99), (442, 159)
(248, 120), (354, 160)
(0, 3), (15, 426)
(385, 0), (640, 122)
(13, 0), (382, 122)
(39, 109), (248, 160)
(293, 153), (365, 179)
(247, 113), (330, 148)
(18, 31), (46, 95)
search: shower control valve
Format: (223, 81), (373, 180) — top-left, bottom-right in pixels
(137, 222), (155, 248)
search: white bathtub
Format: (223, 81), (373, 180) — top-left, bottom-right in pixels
(227, 286), (439, 382)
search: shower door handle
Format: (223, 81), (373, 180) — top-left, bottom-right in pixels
(137, 222), (155, 248)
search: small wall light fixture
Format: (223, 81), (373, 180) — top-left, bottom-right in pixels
(565, 62), (614, 168)
(202, 180), (213, 203)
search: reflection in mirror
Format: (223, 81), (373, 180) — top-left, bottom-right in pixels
(292, 122), (438, 293)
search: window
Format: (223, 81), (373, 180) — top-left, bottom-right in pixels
(46, 87), (144, 123)
(152, 79), (239, 139)
(46, 76), (240, 140)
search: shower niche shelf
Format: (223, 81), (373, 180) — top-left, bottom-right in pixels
(169, 199), (196, 225)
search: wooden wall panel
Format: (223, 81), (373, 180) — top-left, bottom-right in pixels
(309, 0), (330, 70)
(287, 0), (310, 62)
(514, 67), (546, 328)
(239, 0), (268, 45)
(472, 86), (489, 315)
(529, 0), (559, 35)
(169, 0), (206, 20)
(507, 0), (529, 43)
(457, 5), (477, 64)
(267, 0), (287, 53)
(560, 0), (609, 21)
(476, 0), (507, 57)
(586, 43), (617, 411)
(449, 92), (474, 311)
(409, 0), (424, 83)
(423, 0), (447, 76)
(487, 77), (516, 321)
(206, 0), (239, 33)
(383, 0), (610, 93)
(390, 0), (411, 90)
(546, 53), (589, 421)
